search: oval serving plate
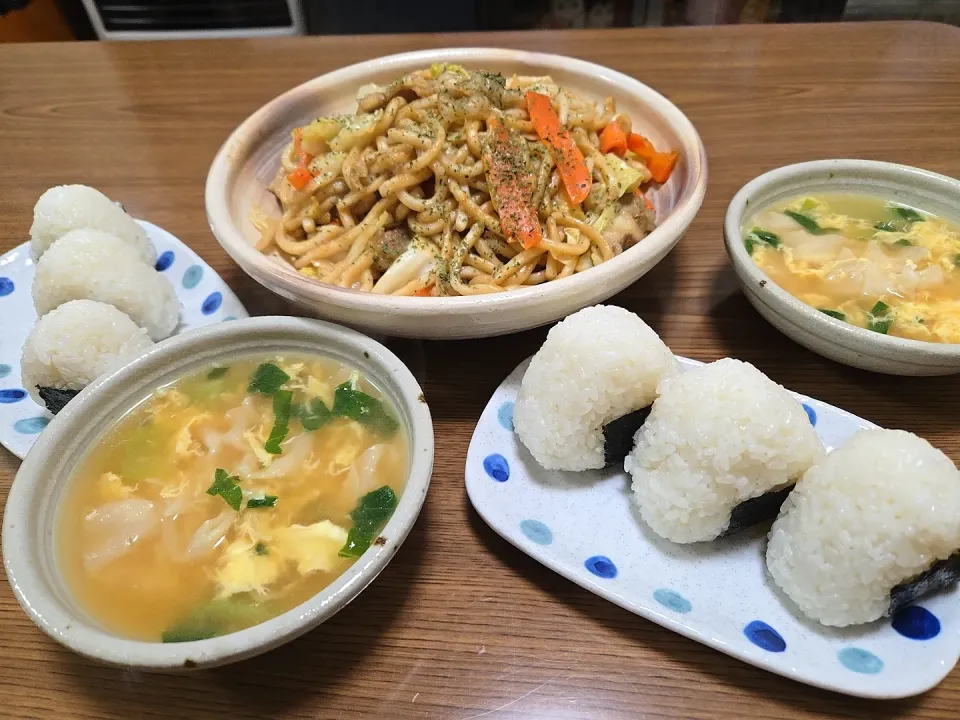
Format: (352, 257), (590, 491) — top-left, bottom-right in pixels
(465, 356), (960, 699)
(0, 220), (248, 459)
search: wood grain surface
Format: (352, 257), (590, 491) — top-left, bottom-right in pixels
(2, 22), (960, 720)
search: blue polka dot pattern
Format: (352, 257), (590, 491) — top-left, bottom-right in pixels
(182, 264), (203, 289)
(802, 403), (817, 426)
(653, 588), (692, 614)
(0, 389), (27, 403)
(14, 417), (49, 434)
(0, 364), (11, 380)
(838, 647), (883, 674)
(0, 277), (13, 297)
(585, 555), (617, 579)
(154, 250), (174, 272)
(497, 401), (515, 431)
(744, 621), (786, 652)
(892, 606), (941, 640)
(201, 292), (223, 315)
(482, 453), (509, 482)
(519, 519), (552, 545)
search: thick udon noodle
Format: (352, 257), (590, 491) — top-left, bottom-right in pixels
(255, 67), (660, 296)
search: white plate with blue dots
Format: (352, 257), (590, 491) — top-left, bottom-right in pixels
(466, 356), (960, 699)
(0, 220), (248, 460)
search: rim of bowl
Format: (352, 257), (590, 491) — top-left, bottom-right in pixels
(724, 159), (960, 361)
(2, 316), (434, 669)
(205, 47), (707, 314)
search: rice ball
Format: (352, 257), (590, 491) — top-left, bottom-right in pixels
(626, 358), (824, 543)
(32, 228), (179, 341)
(30, 184), (156, 265)
(766, 429), (960, 627)
(513, 305), (679, 471)
(21, 300), (154, 407)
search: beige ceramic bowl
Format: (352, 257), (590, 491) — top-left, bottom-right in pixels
(205, 48), (707, 339)
(725, 159), (960, 375)
(2, 316), (434, 669)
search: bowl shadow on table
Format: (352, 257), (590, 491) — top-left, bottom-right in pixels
(708, 266), (960, 424)
(465, 503), (922, 719)
(62, 518), (428, 719)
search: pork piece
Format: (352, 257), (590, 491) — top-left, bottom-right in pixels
(603, 194), (656, 256)
(371, 226), (413, 273)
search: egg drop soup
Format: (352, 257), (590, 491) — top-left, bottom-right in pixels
(57, 355), (408, 642)
(743, 193), (960, 343)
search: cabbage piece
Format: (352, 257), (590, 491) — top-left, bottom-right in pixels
(371, 239), (439, 294)
(329, 111), (383, 152)
(300, 117), (343, 154)
(307, 151), (346, 185)
(604, 153), (645, 198)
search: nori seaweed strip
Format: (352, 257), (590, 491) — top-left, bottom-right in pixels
(889, 551), (960, 614)
(722, 485), (794, 537)
(602, 406), (652, 466)
(37, 386), (79, 415)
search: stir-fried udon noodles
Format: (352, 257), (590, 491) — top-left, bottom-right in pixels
(253, 65), (680, 297)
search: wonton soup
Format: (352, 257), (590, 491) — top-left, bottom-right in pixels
(743, 193), (960, 343)
(58, 355), (408, 642)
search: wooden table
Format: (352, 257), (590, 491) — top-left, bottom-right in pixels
(1, 21), (959, 719)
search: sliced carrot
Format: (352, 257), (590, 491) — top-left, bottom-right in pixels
(648, 150), (679, 184)
(599, 116), (630, 156)
(525, 91), (591, 205)
(287, 167), (312, 190)
(627, 133), (656, 163)
(292, 128), (313, 168)
(634, 187), (656, 212)
(414, 283), (435, 297)
(481, 117), (542, 249)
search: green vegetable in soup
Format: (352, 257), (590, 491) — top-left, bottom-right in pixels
(333, 377), (399, 437)
(206, 367), (229, 380)
(297, 397), (334, 431)
(819, 309), (846, 321)
(207, 468), (243, 511)
(891, 205), (924, 223)
(953, 253), (960, 267)
(264, 390), (293, 455)
(893, 238), (913, 247)
(744, 228), (780, 255)
(339, 485), (398, 558)
(248, 363), (290, 395)
(874, 221), (898, 233)
(161, 598), (271, 643)
(784, 210), (836, 235)
(246, 495), (278, 509)
(254, 542), (269, 556)
(867, 301), (893, 334)
(116, 422), (165, 482)
(800, 198), (817, 211)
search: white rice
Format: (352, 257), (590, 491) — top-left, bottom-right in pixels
(766, 429), (960, 627)
(513, 305), (679, 471)
(30, 184), (156, 265)
(32, 228), (179, 341)
(21, 300), (154, 405)
(625, 358), (824, 543)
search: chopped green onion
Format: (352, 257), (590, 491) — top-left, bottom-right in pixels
(750, 228), (781, 247)
(206, 366), (229, 380)
(744, 235), (756, 255)
(264, 390), (293, 455)
(800, 198), (817, 211)
(819, 309), (846, 321)
(784, 210), (835, 235)
(248, 363), (290, 395)
(254, 542), (269, 555)
(893, 238), (912, 247)
(867, 301), (893, 334)
(206, 468), (242, 511)
(891, 205), (924, 223)
(333, 379), (399, 437)
(246, 495), (278, 509)
(339, 485), (398, 558)
(162, 627), (217, 643)
(953, 253), (960, 267)
(874, 221), (898, 232)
